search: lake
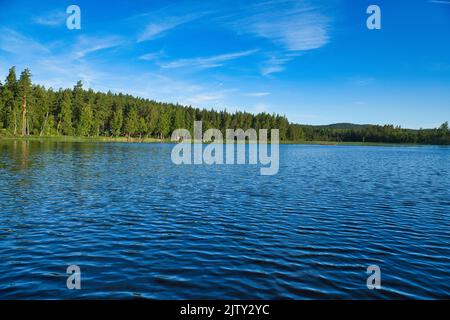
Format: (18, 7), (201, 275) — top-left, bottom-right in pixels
(0, 140), (449, 299)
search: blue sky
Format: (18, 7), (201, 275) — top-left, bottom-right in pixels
(0, 0), (449, 128)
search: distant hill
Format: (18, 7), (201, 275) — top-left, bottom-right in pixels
(307, 123), (434, 133)
(310, 123), (373, 130)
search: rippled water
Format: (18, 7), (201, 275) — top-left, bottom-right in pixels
(0, 140), (449, 299)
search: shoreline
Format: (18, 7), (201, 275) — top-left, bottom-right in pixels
(0, 135), (446, 147)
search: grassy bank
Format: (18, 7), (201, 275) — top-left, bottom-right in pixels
(0, 132), (161, 143)
(0, 133), (434, 147)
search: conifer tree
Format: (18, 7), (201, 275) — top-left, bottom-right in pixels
(77, 103), (94, 136)
(58, 90), (73, 135)
(124, 106), (139, 137)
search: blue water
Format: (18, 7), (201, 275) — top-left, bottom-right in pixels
(0, 140), (449, 299)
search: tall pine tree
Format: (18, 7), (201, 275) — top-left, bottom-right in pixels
(18, 69), (32, 136)
(58, 90), (73, 135)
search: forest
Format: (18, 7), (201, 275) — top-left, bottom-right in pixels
(0, 66), (449, 145)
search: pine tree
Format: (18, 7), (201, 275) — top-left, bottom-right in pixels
(124, 106), (139, 137)
(276, 115), (289, 141)
(158, 107), (170, 140)
(72, 80), (84, 125)
(173, 107), (185, 130)
(138, 117), (147, 139)
(58, 90), (73, 135)
(18, 69), (32, 136)
(32, 85), (50, 136)
(146, 104), (159, 137)
(42, 88), (57, 136)
(93, 94), (110, 135)
(111, 103), (123, 136)
(77, 103), (94, 136)
(0, 81), (4, 129)
(4, 67), (18, 134)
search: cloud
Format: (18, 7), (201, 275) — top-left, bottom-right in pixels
(137, 13), (204, 42)
(95, 71), (234, 110)
(73, 35), (125, 59)
(0, 28), (50, 56)
(0, 28), (233, 109)
(248, 12), (329, 52)
(0, 29), (128, 90)
(0, 29), (124, 64)
(227, 1), (330, 52)
(428, 0), (450, 4)
(260, 56), (291, 76)
(252, 103), (270, 113)
(211, 0), (331, 76)
(33, 10), (66, 26)
(245, 92), (271, 97)
(139, 50), (165, 61)
(185, 93), (224, 105)
(159, 49), (258, 69)
(133, 1), (330, 75)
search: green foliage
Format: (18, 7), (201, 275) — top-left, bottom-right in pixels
(18, 69), (32, 136)
(59, 90), (73, 135)
(124, 106), (139, 136)
(72, 80), (84, 125)
(0, 66), (449, 145)
(0, 81), (4, 129)
(3, 67), (19, 134)
(5, 67), (18, 94)
(18, 69), (32, 97)
(77, 103), (94, 136)
(296, 123), (450, 145)
(111, 103), (123, 136)
(157, 107), (171, 139)
(173, 107), (185, 130)
(146, 105), (159, 135)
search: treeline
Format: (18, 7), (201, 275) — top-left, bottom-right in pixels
(297, 123), (450, 145)
(0, 66), (449, 144)
(0, 67), (290, 140)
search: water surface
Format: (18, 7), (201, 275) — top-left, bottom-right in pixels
(0, 140), (449, 299)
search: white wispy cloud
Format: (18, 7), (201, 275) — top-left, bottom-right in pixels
(260, 56), (291, 76)
(0, 28), (50, 56)
(0, 29), (128, 90)
(248, 12), (329, 52)
(0, 27), (234, 109)
(185, 93), (224, 105)
(252, 103), (270, 113)
(137, 13), (204, 42)
(227, 1), (330, 52)
(133, 1), (330, 76)
(217, 0), (331, 76)
(245, 92), (271, 97)
(0, 29), (125, 63)
(428, 0), (450, 4)
(73, 35), (126, 59)
(159, 49), (258, 69)
(33, 10), (66, 26)
(139, 50), (165, 61)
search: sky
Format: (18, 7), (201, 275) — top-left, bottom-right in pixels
(0, 0), (449, 129)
